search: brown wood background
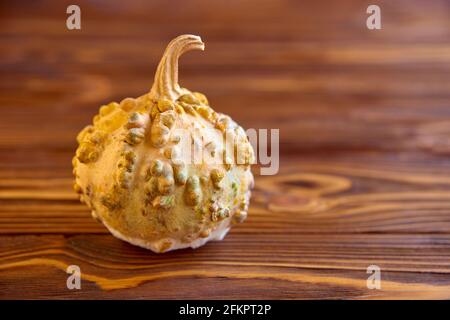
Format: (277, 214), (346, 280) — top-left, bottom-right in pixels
(1, 0), (450, 299)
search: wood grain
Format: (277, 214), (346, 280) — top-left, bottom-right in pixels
(0, 0), (449, 299)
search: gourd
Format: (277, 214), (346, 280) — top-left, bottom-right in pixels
(73, 35), (255, 253)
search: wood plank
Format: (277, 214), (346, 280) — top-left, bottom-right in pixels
(1, 234), (450, 299)
(1, 154), (450, 235)
(0, 0), (449, 299)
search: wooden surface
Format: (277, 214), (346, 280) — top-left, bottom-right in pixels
(1, 0), (450, 299)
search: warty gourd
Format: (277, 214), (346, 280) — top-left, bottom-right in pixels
(73, 35), (255, 253)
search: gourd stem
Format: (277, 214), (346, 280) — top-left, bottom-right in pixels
(149, 35), (204, 101)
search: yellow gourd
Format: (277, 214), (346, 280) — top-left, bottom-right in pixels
(73, 35), (254, 253)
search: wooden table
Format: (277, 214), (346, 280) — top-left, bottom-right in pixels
(1, 0), (449, 299)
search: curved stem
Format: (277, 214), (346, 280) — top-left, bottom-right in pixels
(149, 34), (204, 101)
